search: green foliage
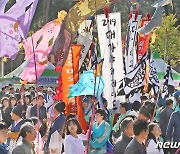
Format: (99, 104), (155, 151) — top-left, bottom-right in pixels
(151, 14), (180, 67)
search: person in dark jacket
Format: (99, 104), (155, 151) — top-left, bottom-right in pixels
(159, 98), (173, 139)
(30, 93), (47, 137)
(0, 122), (9, 154)
(125, 120), (149, 154)
(12, 122), (36, 154)
(114, 117), (134, 154)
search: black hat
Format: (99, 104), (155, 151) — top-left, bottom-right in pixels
(12, 105), (23, 117)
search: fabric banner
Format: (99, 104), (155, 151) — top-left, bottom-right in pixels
(77, 35), (92, 69)
(97, 12), (124, 109)
(137, 17), (151, 61)
(125, 14), (141, 74)
(61, 44), (81, 114)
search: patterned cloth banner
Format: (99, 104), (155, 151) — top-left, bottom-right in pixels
(20, 21), (61, 83)
(97, 12), (124, 109)
(61, 44), (81, 114)
(68, 70), (104, 98)
(162, 65), (175, 98)
(125, 14), (141, 74)
(77, 35), (92, 69)
(0, 0), (38, 60)
(137, 16), (151, 61)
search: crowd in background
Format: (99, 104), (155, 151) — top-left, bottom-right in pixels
(0, 84), (179, 154)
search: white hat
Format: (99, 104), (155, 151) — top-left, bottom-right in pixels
(47, 87), (53, 92)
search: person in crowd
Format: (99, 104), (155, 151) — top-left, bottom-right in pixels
(0, 87), (6, 101)
(173, 90), (180, 111)
(9, 88), (15, 95)
(31, 117), (43, 154)
(102, 97), (112, 127)
(82, 96), (92, 124)
(125, 120), (149, 154)
(1, 97), (12, 127)
(64, 118), (85, 154)
(138, 103), (154, 121)
(159, 98), (173, 139)
(113, 103), (130, 138)
(146, 123), (164, 154)
(30, 93), (47, 137)
(8, 105), (24, 151)
(166, 99), (180, 153)
(23, 94), (32, 119)
(0, 122), (9, 154)
(114, 117), (134, 154)
(89, 108), (111, 154)
(128, 101), (141, 118)
(44, 87), (54, 110)
(46, 102), (66, 154)
(154, 98), (165, 123)
(12, 122), (36, 154)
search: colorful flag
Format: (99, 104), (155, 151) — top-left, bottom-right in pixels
(125, 14), (142, 74)
(97, 12), (125, 109)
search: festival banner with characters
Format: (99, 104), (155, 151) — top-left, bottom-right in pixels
(97, 12), (124, 109)
(125, 14), (141, 74)
(137, 16), (151, 61)
(61, 44), (81, 114)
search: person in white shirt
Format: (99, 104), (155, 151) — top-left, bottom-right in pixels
(64, 118), (85, 154)
(146, 123), (164, 154)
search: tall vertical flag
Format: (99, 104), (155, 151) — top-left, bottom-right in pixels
(162, 65), (175, 98)
(137, 15), (151, 61)
(97, 12), (124, 109)
(125, 14), (141, 74)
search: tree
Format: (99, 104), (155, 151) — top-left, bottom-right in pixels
(151, 14), (180, 68)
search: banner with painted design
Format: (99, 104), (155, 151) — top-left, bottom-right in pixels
(77, 34), (92, 69)
(61, 44), (81, 114)
(137, 16), (151, 61)
(125, 14), (141, 74)
(97, 12), (124, 109)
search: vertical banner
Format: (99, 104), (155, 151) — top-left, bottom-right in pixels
(97, 12), (124, 109)
(77, 35), (92, 69)
(137, 17), (151, 61)
(62, 44), (81, 114)
(125, 14), (141, 74)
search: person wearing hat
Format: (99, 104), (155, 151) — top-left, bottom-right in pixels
(44, 87), (54, 110)
(30, 93), (47, 137)
(45, 102), (66, 154)
(173, 90), (180, 111)
(8, 105), (24, 152)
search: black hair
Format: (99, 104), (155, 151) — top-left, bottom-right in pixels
(120, 103), (129, 111)
(1, 97), (9, 107)
(120, 117), (133, 133)
(31, 117), (39, 125)
(9, 96), (17, 109)
(66, 114), (77, 122)
(165, 98), (173, 106)
(144, 100), (152, 106)
(19, 122), (34, 138)
(133, 120), (149, 136)
(95, 108), (106, 120)
(0, 122), (8, 130)
(66, 118), (82, 135)
(132, 101), (141, 111)
(10, 87), (14, 91)
(54, 102), (65, 113)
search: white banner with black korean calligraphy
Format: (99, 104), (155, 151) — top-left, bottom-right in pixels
(97, 12), (125, 109)
(125, 14), (141, 74)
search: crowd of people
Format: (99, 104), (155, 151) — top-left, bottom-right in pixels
(0, 84), (179, 154)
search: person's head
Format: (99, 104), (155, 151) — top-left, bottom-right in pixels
(31, 117), (41, 131)
(24, 95), (31, 105)
(102, 98), (108, 108)
(174, 90), (180, 102)
(0, 122), (8, 144)
(37, 93), (44, 106)
(54, 102), (65, 116)
(9, 96), (17, 108)
(119, 103), (129, 114)
(66, 118), (82, 135)
(120, 117), (134, 137)
(31, 97), (36, 106)
(1, 87), (6, 93)
(82, 97), (89, 108)
(1, 97), (9, 108)
(165, 98), (173, 108)
(132, 101), (141, 112)
(19, 122), (36, 143)
(9, 87), (14, 94)
(148, 123), (161, 140)
(47, 87), (53, 95)
(133, 120), (149, 141)
(138, 105), (153, 121)
(11, 105), (23, 121)
(95, 108), (106, 124)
